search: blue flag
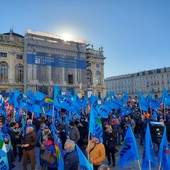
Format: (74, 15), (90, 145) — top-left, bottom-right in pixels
(8, 90), (14, 105)
(93, 100), (111, 118)
(151, 110), (158, 120)
(158, 127), (170, 170)
(120, 106), (132, 116)
(76, 144), (93, 170)
(0, 130), (9, 169)
(142, 123), (156, 170)
(137, 91), (149, 112)
(118, 125), (140, 168)
(14, 89), (22, 108)
(81, 96), (88, 109)
(53, 86), (75, 111)
(51, 124), (64, 170)
(89, 97), (103, 142)
(0, 97), (6, 118)
(121, 92), (129, 104)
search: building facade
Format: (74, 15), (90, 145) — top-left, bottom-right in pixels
(0, 29), (105, 97)
(0, 30), (24, 96)
(24, 30), (87, 96)
(86, 46), (105, 98)
(105, 67), (170, 98)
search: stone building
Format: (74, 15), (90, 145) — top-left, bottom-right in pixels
(86, 45), (105, 98)
(24, 30), (87, 96)
(0, 29), (105, 97)
(0, 29), (24, 96)
(105, 67), (170, 98)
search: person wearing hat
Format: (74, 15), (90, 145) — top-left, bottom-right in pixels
(21, 124), (37, 170)
(86, 133), (106, 170)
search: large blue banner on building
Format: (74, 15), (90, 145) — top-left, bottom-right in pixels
(27, 53), (87, 69)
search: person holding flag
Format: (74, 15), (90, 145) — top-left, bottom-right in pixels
(44, 134), (58, 170)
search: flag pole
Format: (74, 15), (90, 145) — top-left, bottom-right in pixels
(158, 162), (161, 170)
(137, 160), (141, 170)
(149, 160), (151, 170)
(87, 131), (91, 161)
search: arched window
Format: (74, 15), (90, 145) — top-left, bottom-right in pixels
(15, 63), (24, 83)
(0, 61), (8, 82)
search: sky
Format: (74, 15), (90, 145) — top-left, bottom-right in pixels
(1, 0), (170, 78)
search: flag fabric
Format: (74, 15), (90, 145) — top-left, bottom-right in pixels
(137, 91), (149, 112)
(93, 100), (111, 118)
(150, 99), (161, 110)
(0, 96), (6, 118)
(76, 144), (93, 170)
(110, 97), (122, 110)
(146, 91), (152, 102)
(8, 90), (14, 105)
(160, 88), (170, 108)
(33, 91), (53, 116)
(121, 92), (129, 105)
(53, 85), (75, 111)
(51, 124), (64, 170)
(14, 89), (22, 108)
(142, 123), (156, 170)
(151, 110), (158, 120)
(72, 91), (82, 109)
(89, 96), (103, 142)
(0, 130), (9, 169)
(81, 96), (88, 109)
(158, 127), (170, 170)
(118, 125), (140, 168)
(120, 106), (132, 116)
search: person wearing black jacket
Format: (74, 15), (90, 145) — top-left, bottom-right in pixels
(103, 124), (116, 167)
(8, 122), (21, 159)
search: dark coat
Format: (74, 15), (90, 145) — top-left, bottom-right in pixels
(45, 140), (58, 168)
(64, 150), (79, 170)
(21, 131), (37, 150)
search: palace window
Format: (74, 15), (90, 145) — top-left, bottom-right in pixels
(0, 61), (8, 81)
(15, 63), (24, 82)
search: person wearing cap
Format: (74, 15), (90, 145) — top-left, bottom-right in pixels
(86, 133), (106, 170)
(26, 119), (36, 132)
(21, 124), (37, 170)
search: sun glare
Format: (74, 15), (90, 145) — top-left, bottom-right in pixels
(61, 33), (72, 41)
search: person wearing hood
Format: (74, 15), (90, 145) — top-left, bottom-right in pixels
(39, 126), (51, 169)
(45, 134), (58, 170)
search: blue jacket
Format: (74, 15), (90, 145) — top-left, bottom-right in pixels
(64, 150), (79, 170)
(45, 140), (58, 168)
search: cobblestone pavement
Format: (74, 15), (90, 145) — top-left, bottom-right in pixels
(14, 138), (159, 170)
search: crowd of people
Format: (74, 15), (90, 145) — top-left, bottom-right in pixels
(0, 97), (169, 170)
